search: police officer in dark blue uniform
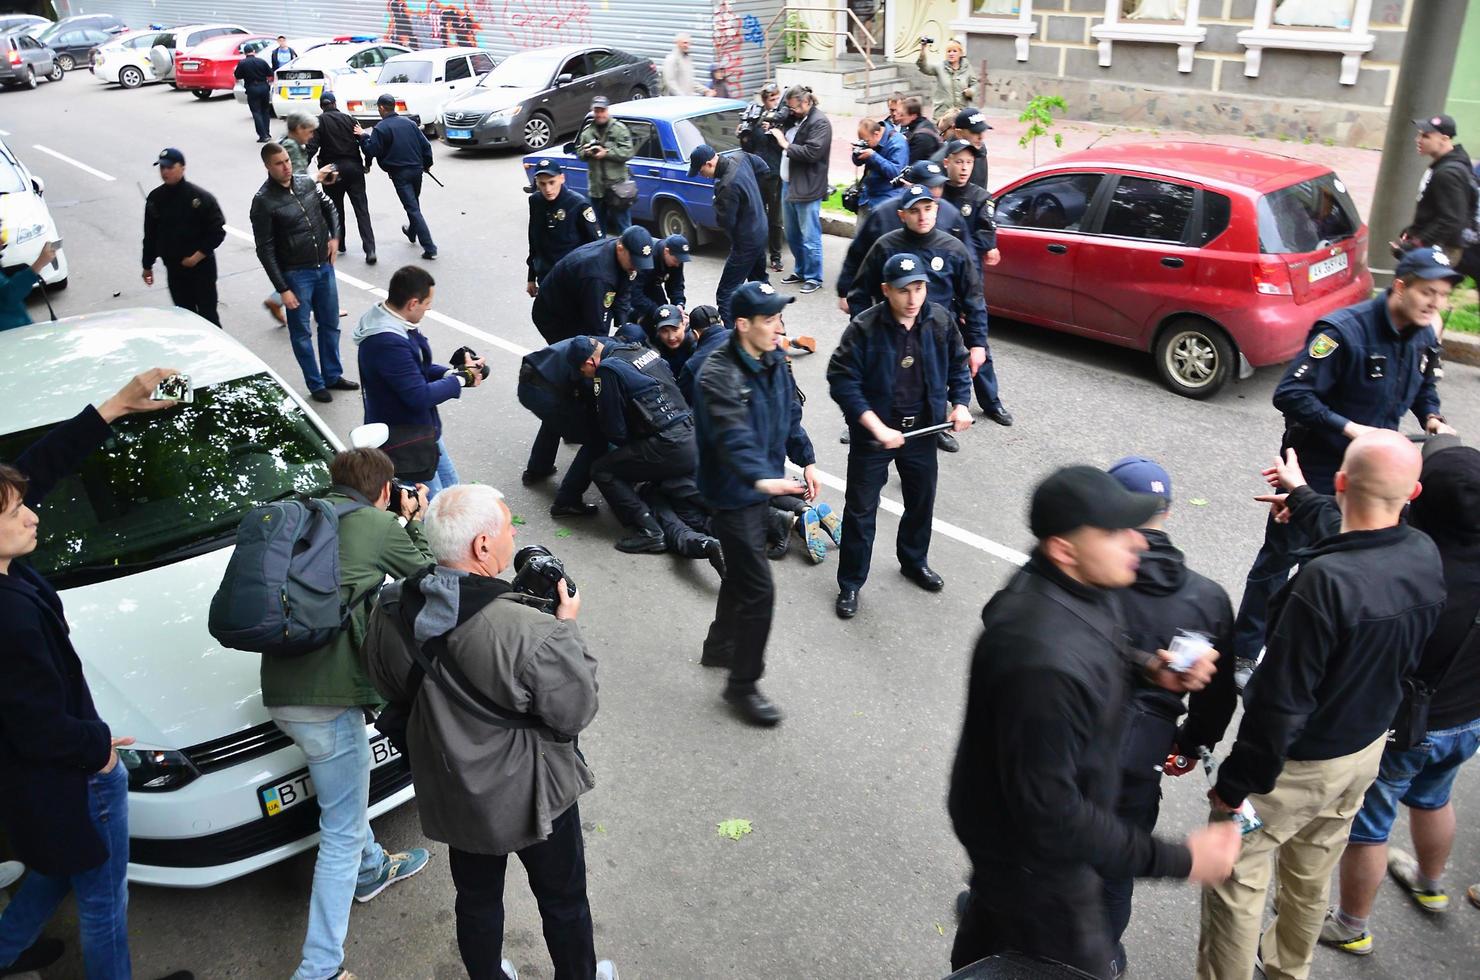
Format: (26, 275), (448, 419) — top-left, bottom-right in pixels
(571, 335), (705, 553)
(531, 225), (655, 344)
(525, 158), (603, 299)
(690, 143), (773, 326)
(828, 252), (972, 619)
(642, 304), (695, 379)
(517, 335), (604, 516)
(678, 305), (727, 405)
(948, 108), (992, 190)
(1231, 246), (1460, 676)
(628, 233), (690, 326)
(357, 94), (438, 259)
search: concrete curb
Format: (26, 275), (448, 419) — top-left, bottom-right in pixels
(1442, 330), (1480, 367)
(821, 211), (856, 239)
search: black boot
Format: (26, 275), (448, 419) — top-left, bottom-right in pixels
(0, 938), (64, 977)
(615, 522), (665, 553)
(702, 537), (726, 578)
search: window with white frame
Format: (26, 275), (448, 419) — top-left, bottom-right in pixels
(955, 0), (1037, 62)
(1239, 0), (1374, 85)
(1091, 0), (1206, 73)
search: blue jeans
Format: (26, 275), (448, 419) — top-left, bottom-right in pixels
(389, 169), (435, 255)
(590, 198), (630, 236)
(1349, 716), (1480, 844)
(0, 763), (130, 979)
(425, 437), (459, 500)
(284, 264), (344, 394)
(782, 187), (823, 283)
(274, 708), (388, 980)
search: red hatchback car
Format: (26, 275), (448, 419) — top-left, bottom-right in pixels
(174, 33), (274, 99)
(984, 141), (1371, 398)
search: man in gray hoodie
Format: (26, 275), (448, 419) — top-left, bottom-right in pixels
(364, 484), (618, 980)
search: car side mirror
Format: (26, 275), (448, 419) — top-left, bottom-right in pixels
(30, 175), (44, 196)
(555, 72), (573, 86)
(562, 141), (577, 154)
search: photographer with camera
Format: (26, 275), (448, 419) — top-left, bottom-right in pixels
(916, 37), (977, 122)
(363, 484), (619, 980)
(261, 447), (434, 980)
(851, 119), (908, 219)
(354, 266), (485, 499)
(737, 82), (786, 271)
(575, 97), (636, 236)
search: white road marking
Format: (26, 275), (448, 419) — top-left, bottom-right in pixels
(31, 144), (115, 181)
(220, 226), (1030, 567)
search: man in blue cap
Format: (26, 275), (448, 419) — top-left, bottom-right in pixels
(529, 225), (655, 346)
(525, 157), (603, 299)
(627, 233), (689, 326)
(1232, 245), (1461, 685)
(357, 94), (437, 259)
(694, 281), (819, 726)
(142, 148), (226, 327)
(690, 142), (772, 326)
(827, 252), (971, 619)
(518, 335), (604, 516)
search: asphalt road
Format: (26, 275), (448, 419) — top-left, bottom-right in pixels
(4, 76), (1480, 980)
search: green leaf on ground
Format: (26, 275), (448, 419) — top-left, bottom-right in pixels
(555, 527), (573, 538)
(1189, 498), (1209, 507)
(596, 823), (607, 834)
(511, 514), (526, 526)
(716, 818), (753, 841)
(935, 923), (945, 936)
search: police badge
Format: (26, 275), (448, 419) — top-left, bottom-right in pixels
(930, 256), (945, 272)
(593, 377), (602, 395)
(553, 208), (566, 222)
(961, 204), (972, 216)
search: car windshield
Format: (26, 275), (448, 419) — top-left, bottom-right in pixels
(0, 152), (28, 194)
(1257, 173), (1360, 254)
(476, 48), (564, 88)
(378, 60), (432, 84)
(1, 373), (335, 590)
(673, 110), (743, 157)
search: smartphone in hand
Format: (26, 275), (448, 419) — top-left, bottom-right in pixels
(150, 373), (194, 403)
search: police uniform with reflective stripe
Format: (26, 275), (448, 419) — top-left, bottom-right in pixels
(527, 185), (604, 287)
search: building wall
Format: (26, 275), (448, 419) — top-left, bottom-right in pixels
(1445, 3), (1480, 145)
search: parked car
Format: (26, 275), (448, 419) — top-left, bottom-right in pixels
(521, 96), (746, 243)
(34, 13), (128, 42)
(146, 24), (248, 86)
(336, 47), (497, 136)
(269, 37), (411, 119)
(38, 23), (114, 72)
(174, 33), (275, 99)
(441, 44), (659, 151)
(0, 138), (68, 288)
(0, 31), (63, 89)
(230, 35), (337, 115)
(982, 142), (1372, 398)
(90, 29), (169, 88)
(0, 309), (414, 887)
(0, 14), (47, 35)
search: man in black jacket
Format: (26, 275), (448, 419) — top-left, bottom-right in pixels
(900, 96), (942, 163)
(737, 82), (785, 271)
(1398, 114), (1477, 263)
(531, 226), (654, 344)
(359, 94), (437, 260)
(1198, 430), (1446, 980)
(771, 86), (831, 293)
(317, 92), (377, 264)
(249, 141), (351, 403)
(949, 465), (1237, 977)
(1100, 455), (1236, 979)
(233, 48), (273, 142)
(141, 148), (226, 326)
(690, 143), (771, 326)
(525, 158), (603, 297)
(0, 368), (192, 980)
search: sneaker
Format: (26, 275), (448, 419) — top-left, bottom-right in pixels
(800, 280), (822, 294)
(354, 847), (431, 903)
(501, 959), (519, 980)
(0, 860), (24, 889)
(1388, 847), (1450, 912)
(799, 508), (828, 563)
(1317, 907), (1372, 956)
(780, 272), (804, 284)
(0, 937), (64, 977)
(814, 502), (843, 546)
(596, 961), (619, 980)
(330, 972), (357, 980)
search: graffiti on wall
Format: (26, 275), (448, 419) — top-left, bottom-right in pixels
(498, 0), (593, 49)
(713, 0), (746, 94)
(385, 0), (483, 49)
(384, 0), (592, 52)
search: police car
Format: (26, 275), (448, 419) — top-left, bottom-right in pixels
(0, 309), (413, 886)
(268, 37), (411, 119)
(0, 138), (68, 288)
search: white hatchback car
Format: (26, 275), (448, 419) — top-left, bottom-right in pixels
(269, 38), (411, 119)
(0, 309), (414, 887)
(334, 47), (498, 136)
(90, 30), (168, 89)
(0, 138), (68, 288)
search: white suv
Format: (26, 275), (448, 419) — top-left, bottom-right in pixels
(0, 309), (414, 887)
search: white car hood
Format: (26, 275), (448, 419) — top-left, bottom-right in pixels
(63, 545), (268, 751)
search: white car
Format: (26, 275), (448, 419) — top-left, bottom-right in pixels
(145, 23), (247, 86)
(0, 309), (414, 887)
(334, 47), (498, 136)
(90, 30), (168, 88)
(0, 139), (67, 288)
(269, 37), (411, 119)
(231, 36), (337, 116)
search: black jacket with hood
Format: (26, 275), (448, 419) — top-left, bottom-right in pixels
(1404, 144), (1477, 250)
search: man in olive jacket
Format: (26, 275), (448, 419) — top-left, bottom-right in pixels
(364, 484), (618, 980)
(576, 96), (636, 235)
(261, 447), (435, 980)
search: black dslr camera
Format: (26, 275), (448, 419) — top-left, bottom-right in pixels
(762, 104), (794, 130)
(511, 545), (577, 613)
(450, 345), (490, 384)
(388, 479), (419, 515)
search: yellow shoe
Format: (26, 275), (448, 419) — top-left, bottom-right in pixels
(1389, 847), (1451, 912)
(1318, 908), (1373, 956)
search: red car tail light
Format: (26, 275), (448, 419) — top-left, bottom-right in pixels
(346, 100), (363, 112)
(7, 49), (20, 66)
(395, 100), (407, 113)
(1253, 258), (1293, 296)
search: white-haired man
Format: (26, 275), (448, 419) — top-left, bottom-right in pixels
(364, 484), (619, 980)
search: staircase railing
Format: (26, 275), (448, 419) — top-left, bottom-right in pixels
(762, 2), (877, 93)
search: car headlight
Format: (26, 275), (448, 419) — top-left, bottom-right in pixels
(488, 105), (520, 121)
(120, 747), (201, 792)
(12, 223), (45, 244)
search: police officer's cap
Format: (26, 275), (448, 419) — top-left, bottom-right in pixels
(731, 281), (794, 321)
(663, 234), (692, 262)
(1029, 466), (1164, 540)
(688, 304), (722, 334)
(1395, 246), (1464, 285)
(532, 158), (562, 177)
(565, 336), (599, 373)
(646, 305), (683, 330)
(687, 144), (716, 178)
(1107, 456), (1172, 508)
(590, 95), (611, 110)
(943, 138), (982, 160)
(953, 109), (992, 133)
(901, 161), (947, 188)
(376, 93), (397, 109)
(155, 147), (186, 167)
(882, 253), (929, 289)
(897, 184), (936, 211)
(619, 226), (656, 270)
(319, 91), (337, 107)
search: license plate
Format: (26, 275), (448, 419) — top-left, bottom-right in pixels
(447, 127), (472, 140)
(258, 734), (401, 817)
(288, 85), (312, 97)
(1308, 251), (1349, 283)
(180, 61), (200, 71)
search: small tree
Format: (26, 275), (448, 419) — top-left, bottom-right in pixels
(783, 12), (811, 63)
(1018, 94), (1067, 167)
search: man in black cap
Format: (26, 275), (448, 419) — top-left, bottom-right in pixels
(316, 92), (377, 264)
(736, 81), (785, 271)
(627, 233), (689, 326)
(575, 96), (635, 235)
(234, 46), (274, 142)
(529, 226), (655, 346)
(693, 281), (819, 726)
(358, 94), (437, 259)
(948, 108), (991, 189)
(525, 157), (604, 299)
(690, 143), (772, 326)
(1397, 113), (1477, 264)
(1231, 245), (1459, 685)
(827, 252), (972, 619)
(949, 465), (1237, 976)
(142, 148), (226, 327)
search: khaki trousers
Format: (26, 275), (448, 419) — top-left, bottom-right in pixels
(1196, 734), (1386, 980)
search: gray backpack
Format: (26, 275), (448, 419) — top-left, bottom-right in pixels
(208, 490), (373, 656)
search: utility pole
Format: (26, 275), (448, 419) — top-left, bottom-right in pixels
(1367, 0), (1470, 286)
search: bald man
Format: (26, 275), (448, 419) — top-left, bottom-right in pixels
(1196, 430), (1446, 980)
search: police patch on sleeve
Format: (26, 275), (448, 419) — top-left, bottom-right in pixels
(583, 207), (596, 222)
(592, 377), (602, 396)
(1308, 333), (1339, 359)
(603, 291), (616, 308)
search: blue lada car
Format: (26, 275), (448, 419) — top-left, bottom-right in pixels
(521, 96), (749, 245)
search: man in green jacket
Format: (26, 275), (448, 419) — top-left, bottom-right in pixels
(575, 96), (635, 235)
(260, 447), (434, 980)
(0, 234), (57, 332)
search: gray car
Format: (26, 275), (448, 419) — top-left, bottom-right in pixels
(0, 31), (63, 89)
